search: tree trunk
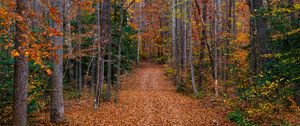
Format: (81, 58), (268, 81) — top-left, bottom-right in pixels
(137, 1), (142, 67)
(214, 0), (222, 98)
(197, 0), (207, 89)
(106, 43), (112, 101)
(182, 0), (187, 83)
(171, 0), (176, 65)
(13, 1), (30, 125)
(64, 0), (74, 87)
(175, 0), (182, 90)
(249, 0), (270, 76)
(94, 0), (102, 109)
(115, 0), (124, 104)
(223, 0), (233, 94)
(50, 0), (65, 123)
(77, 0), (83, 97)
(187, 0), (197, 95)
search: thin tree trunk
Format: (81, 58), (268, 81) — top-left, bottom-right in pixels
(106, 43), (112, 101)
(195, 0), (207, 89)
(50, 0), (64, 123)
(182, 0), (187, 83)
(115, 0), (124, 104)
(214, 0), (222, 98)
(171, 0), (176, 65)
(13, 1), (30, 125)
(175, 0), (182, 90)
(94, 0), (101, 109)
(77, 0), (83, 97)
(65, 0), (74, 87)
(187, 0), (197, 96)
(137, 1), (142, 67)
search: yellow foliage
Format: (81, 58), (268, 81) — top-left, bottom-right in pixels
(11, 50), (20, 57)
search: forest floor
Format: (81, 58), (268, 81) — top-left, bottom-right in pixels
(34, 62), (233, 126)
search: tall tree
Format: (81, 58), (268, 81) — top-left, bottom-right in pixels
(50, 0), (65, 123)
(249, 0), (270, 76)
(77, 0), (83, 97)
(137, 0), (142, 67)
(115, 0), (124, 104)
(101, 0), (112, 101)
(182, 0), (187, 83)
(187, 0), (197, 95)
(94, 0), (102, 108)
(13, 0), (30, 125)
(171, 0), (176, 65)
(214, 0), (222, 97)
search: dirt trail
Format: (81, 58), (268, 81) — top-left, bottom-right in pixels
(52, 62), (232, 126)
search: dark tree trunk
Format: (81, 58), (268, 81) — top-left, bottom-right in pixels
(77, 0), (83, 97)
(106, 43), (112, 101)
(13, 1), (30, 125)
(115, 0), (124, 104)
(249, 0), (270, 76)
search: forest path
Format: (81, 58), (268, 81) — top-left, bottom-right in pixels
(63, 62), (232, 126)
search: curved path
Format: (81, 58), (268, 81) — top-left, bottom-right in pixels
(62, 62), (232, 126)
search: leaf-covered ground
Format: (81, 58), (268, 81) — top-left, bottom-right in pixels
(34, 62), (233, 125)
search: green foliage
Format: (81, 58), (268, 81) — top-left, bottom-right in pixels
(0, 40), (14, 124)
(233, 3), (300, 125)
(226, 110), (253, 126)
(154, 54), (167, 64)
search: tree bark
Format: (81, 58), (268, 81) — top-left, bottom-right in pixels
(182, 0), (187, 83)
(171, 0), (177, 66)
(13, 0), (30, 125)
(77, 0), (83, 97)
(249, 0), (270, 76)
(106, 43), (112, 101)
(214, 0), (222, 98)
(94, 0), (102, 109)
(50, 0), (65, 123)
(137, 1), (142, 67)
(115, 0), (124, 104)
(187, 0), (197, 95)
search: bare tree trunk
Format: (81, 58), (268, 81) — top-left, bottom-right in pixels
(214, 0), (222, 98)
(13, 1), (30, 125)
(182, 0), (187, 83)
(137, 1), (142, 67)
(195, 0), (207, 89)
(106, 43), (112, 101)
(171, 0), (176, 65)
(187, 0), (197, 96)
(102, 0), (112, 101)
(91, 55), (96, 95)
(77, 0), (83, 97)
(94, 0), (101, 109)
(175, 0), (182, 90)
(249, 0), (270, 76)
(64, 0), (74, 87)
(115, 0), (124, 104)
(50, 0), (64, 123)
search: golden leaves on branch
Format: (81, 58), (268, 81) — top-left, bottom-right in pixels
(11, 50), (20, 57)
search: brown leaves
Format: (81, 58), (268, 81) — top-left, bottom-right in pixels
(33, 63), (233, 126)
(49, 7), (62, 23)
